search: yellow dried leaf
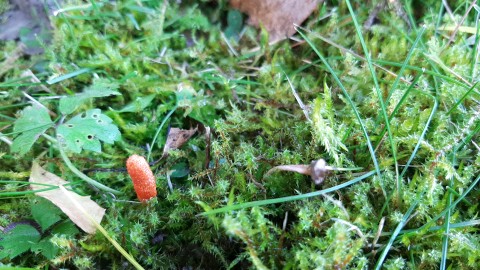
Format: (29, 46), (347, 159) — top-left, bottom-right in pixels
(29, 162), (105, 234)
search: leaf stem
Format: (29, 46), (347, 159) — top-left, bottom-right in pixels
(59, 186), (144, 270)
(57, 136), (122, 195)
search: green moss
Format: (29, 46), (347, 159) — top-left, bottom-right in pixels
(0, 0), (479, 269)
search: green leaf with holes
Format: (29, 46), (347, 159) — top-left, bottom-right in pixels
(11, 105), (53, 156)
(59, 79), (121, 115)
(57, 109), (121, 153)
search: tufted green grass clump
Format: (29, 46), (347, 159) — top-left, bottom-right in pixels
(0, 0), (479, 269)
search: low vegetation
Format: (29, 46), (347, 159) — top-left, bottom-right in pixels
(0, 0), (479, 269)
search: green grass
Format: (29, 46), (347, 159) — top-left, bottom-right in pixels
(1, 0), (479, 269)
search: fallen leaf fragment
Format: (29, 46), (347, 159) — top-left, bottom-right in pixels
(29, 162), (105, 234)
(230, 0), (322, 42)
(162, 127), (198, 157)
(126, 155), (157, 202)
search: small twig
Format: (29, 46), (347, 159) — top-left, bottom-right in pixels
(371, 217), (385, 252)
(442, 0), (477, 52)
(331, 218), (366, 240)
(322, 194), (349, 219)
(364, 0), (386, 30)
(21, 69), (52, 93)
(441, 0), (455, 21)
(22, 91), (58, 118)
(205, 126), (211, 169)
(424, 53), (473, 87)
(166, 171), (174, 193)
(221, 32), (239, 57)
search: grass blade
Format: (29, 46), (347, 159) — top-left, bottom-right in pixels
(46, 68), (92, 84)
(147, 105), (178, 162)
(440, 153), (456, 270)
(296, 28), (382, 180)
(375, 191), (423, 269)
(346, 0), (398, 198)
(386, 26), (426, 103)
(201, 170), (376, 215)
(446, 82), (479, 115)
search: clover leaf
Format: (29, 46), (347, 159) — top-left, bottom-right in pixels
(57, 109), (121, 153)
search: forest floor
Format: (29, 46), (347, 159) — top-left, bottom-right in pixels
(0, 0), (479, 269)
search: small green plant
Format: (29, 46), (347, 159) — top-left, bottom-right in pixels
(1, 0), (480, 268)
(9, 78), (122, 193)
(0, 198), (79, 260)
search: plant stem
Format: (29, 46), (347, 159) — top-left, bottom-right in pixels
(57, 136), (122, 195)
(147, 105), (178, 162)
(59, 186), (144, 270)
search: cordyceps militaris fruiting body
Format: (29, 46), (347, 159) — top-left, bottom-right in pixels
(126, 155), (157, 202)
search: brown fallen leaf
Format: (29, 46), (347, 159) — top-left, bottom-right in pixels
(162, 127), (198, 157)
(230, 0), (322, 42)
(29, 162), (105, 234)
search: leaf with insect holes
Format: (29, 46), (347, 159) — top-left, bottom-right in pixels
(11, 105), (53, 155)
(59, 79), (121, 115)
(57, 109), (121, 153)
(0, 224), (41, 259)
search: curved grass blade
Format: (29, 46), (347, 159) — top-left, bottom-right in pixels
(346, 0), (398, 197)
(147, 105), (178, 162)
(46, 68), (92, 85)
(440, 153), (456, 270)
(399, 92), (438, 178)
(200, 170), (375, 215)
(405, 174), (480, 235)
